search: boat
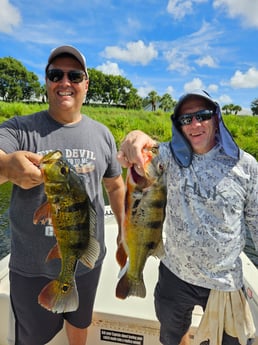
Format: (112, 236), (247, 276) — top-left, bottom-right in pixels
(0, 206), (258, 345)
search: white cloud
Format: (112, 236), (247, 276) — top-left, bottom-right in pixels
(238, 108), (252, 116)
(167, 0), (193, 20)
(137, 85), (154, 98)
(207, 84), (218, 92)
(163, 22), (222, 74)
(96, 61), (124, 76)
(102, 40), (158, 65)
(167, 0), (258, 28)
(195, 55), (217, 67)
(184, 77), (204, 92)
(230, 67), (258, 88)
(165, 54), (193, 75)
(0, 0), (21, 33)
(219, 94), (232, 104)
(126, 17), (142, 32)
(167, 0), (208, 20)
(181, 80), (222, 104)
(166, 85), (175, 96)
(213, 0), (258, 28)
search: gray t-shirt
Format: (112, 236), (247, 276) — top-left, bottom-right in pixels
(0, 110), (121, 278)
(159, 142), (258, 291)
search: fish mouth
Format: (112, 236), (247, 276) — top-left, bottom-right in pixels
(130, 166), (150, 188)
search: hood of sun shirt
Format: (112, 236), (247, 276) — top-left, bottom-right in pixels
(170, 89), (240, 168)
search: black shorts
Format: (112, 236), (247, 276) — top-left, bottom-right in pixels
(10, 265), (102, 345)
(154, 262), (249, 345)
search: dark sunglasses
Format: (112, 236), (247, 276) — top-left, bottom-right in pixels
(46, 69), (86, 83)
(177, 109), (215, 126)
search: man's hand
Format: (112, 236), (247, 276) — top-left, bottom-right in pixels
(0, 151), (43, 189)
(117, 130), (156, 169)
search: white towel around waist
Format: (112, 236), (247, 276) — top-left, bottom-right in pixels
(193, 289), (256, 345)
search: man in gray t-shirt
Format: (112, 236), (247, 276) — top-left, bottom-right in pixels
(0, 45), (125, 345)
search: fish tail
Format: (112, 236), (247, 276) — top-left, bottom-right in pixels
(116, 273), (146, 300)
(38, 279), (78, 313)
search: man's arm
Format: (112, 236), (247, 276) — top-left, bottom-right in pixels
(103, 175), (125, 243)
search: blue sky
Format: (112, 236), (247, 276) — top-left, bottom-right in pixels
(1, 0), (258, 112)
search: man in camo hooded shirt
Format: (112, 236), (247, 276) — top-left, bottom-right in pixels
(117, 90), (258, 345)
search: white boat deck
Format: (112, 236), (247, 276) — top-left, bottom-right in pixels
(0, 210), (258, 345)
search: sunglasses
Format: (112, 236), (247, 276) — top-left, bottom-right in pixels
(46, 69), (86, 83)
(177, 109), (215, 126)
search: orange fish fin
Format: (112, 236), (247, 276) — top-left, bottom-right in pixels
(116, 273), (131, 300)
(116, 242), (128, 268)
(33, 201), (51, 225)
(116, 272), (146, 300)
(38, 279), (78, 313)
(80, 236), (100, 269)
(46, 243), (61, 262)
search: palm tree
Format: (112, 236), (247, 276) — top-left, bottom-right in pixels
(251, 98), (258, 115)
(222, 104), (241, 115)
(232, 105), (242, 115)
(148, 90), (159, 111)
(160, 93), (176, 112)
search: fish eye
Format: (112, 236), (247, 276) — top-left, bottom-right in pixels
(60, 166), (68, 176)
(151, 146), (159, 154)
(147, 241), (156, 250)
(61, 283), (70, 294)
(158, 163), (164, 171)
(53, 196), (59, 203)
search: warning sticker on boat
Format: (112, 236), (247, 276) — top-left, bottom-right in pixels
(100, 329), (143, 344)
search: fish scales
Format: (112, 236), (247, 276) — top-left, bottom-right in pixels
(116, 146), (167, 300)
(33, 150), (100, 313)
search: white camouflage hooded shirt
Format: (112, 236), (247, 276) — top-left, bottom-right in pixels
(159, 90), (258, 291)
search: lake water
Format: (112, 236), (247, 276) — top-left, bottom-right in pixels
(0, 182), (11, 259)
(0, 183), (257, 268)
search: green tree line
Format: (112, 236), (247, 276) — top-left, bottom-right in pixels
(0, 56), (258, 114)
(0, 56), (176, 111)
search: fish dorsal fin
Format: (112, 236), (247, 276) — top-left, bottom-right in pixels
(79, 199), (99, 268)
(88, 201), (97, 237)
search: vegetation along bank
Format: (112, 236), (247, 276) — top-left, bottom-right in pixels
(0, 101), (257, 160)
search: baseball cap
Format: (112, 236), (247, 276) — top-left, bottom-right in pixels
(46, 45), (88, 78)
